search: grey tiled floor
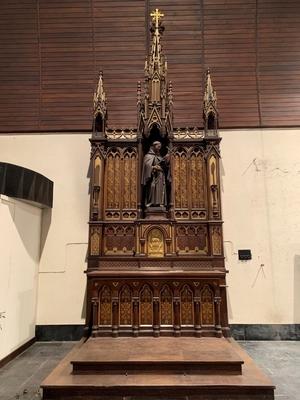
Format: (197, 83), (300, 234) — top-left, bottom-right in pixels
(0, 341), (299, 400)
(240, 341), (300, 400)
(0, 342), (74, 400)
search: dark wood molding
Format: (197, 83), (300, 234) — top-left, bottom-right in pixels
(0, 337), (36, 369)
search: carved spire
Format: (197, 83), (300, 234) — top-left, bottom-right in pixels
(148, 9), (165, 77)
(137, 9), (173, 140)
(93, 71), (107, 137)
(203, 69), (218, 136)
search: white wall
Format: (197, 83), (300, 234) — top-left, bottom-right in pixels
(0, 196), (41, 360)
(0, 130), (299, 329)
(222, 129), (300, 324)
(0, 134), (90, 327)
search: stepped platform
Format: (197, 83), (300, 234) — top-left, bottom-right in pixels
(71, 337), (243, 375)
(41, 337), (275, 400)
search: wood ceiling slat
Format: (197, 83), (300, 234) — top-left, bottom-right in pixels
(203, 0), (260, 127)
(257, 0), (300, 126)
(0, 0), (300, 132)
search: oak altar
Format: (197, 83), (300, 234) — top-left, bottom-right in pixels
(41, 10), (275, 400)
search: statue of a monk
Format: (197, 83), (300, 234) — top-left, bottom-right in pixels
(141, 141), (170, 208)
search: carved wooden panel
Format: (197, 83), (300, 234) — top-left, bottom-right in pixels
(208, 152), (220, 219)
(174, 149), (188, 209)
(92, 279), (224, 336)
(99, 286), (112, 326)
(174, 146), (207, 220)
(140, 285), (153, 325)
(105, 147), (137, 221)
(123, 148), (137, 210)
(181, 285), (194, 325)
(91, 155), (102, 220)
(181, 285), (193, 326)
(104, 225), (135, 255)
(211, 226), (222, 256)
(119, 285), (132, 326)
(176, 225), (208, 255)
(106, 148), (121, 210)
(90, 227), (101, 256)
(201, 285), (215, 326)
(190, 148), (206, 209)
(160, 286), (173, 325)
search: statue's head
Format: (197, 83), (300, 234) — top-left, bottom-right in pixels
(152, 141), (162, 153)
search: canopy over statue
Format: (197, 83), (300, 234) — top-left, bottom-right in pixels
(141, 141), (171, 208)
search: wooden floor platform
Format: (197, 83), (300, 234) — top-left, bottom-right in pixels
(41, 337), (275, 400)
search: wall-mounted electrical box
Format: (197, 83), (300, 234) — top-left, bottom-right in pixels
(238, 249), (252, 261)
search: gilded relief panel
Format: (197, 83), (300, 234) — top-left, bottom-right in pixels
(147, 228), (164, 257)
(139, 224), (173, 256)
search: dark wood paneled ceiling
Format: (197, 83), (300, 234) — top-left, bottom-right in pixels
(0, 0), (300, 132)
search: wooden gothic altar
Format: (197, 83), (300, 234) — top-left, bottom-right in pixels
(87, 10), (229, 339)
(41, 10), (275, 400)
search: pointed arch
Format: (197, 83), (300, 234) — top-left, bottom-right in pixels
(99, 286), (112, 326)
(174, 147), (188, 209)
(123, 147), (137, 210)
(160, 285), (173, 325)
(190, 147), (206, 209)
(140, 284), (153, 325)
(200, 285), (215, 326)
(119, 285), (132, 326)
(207, 112), (216, 131)
(180, 285), (194, 326)
(105, 148), (121, 210)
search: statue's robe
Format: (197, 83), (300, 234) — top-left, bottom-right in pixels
(142, 149), (168, 207)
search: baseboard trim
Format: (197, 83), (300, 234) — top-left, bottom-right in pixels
(0, 337), (36, 369)
(35, 324), (86, 341)
(230, 324), (300, 340)
(35, 324), (300, 341)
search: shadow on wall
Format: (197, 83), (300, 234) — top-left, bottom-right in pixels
(294, 255), (300, 323)
(40, 207), (52, 256)
(4, 198), (40, 262)
(5, 197), (52, 262)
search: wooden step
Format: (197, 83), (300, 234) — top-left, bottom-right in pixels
(41, 338), (275, 400)
(71, 337), (244, 375)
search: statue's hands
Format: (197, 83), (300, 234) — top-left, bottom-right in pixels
(152, 165), (163, 172)
(163, 153), (170, 163)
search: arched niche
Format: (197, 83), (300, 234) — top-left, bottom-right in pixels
(207, 112), (216, 131)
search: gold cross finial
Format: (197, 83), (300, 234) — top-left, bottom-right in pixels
(151, 8), (164, 28)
